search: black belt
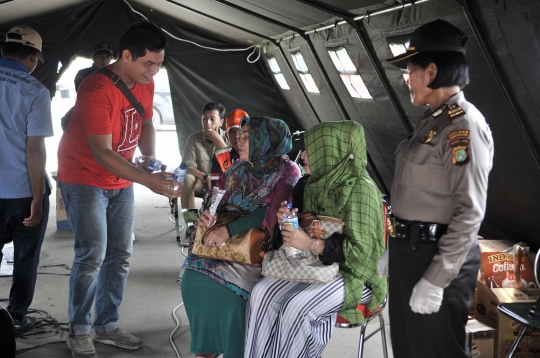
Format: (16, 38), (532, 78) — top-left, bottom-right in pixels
(387, 216), (448, 250)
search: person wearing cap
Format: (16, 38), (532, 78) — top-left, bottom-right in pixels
(209, 109), (246, 187)
(74, 42), (114, 92)
(378, 19), (494, 357)
(181, 102), (228, 209)
(58, 22), (180, 358)
(0, 26), (53, 334)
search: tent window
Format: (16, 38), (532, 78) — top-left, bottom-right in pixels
(328, 47), (372, 99)
(290, 51), (320, 94)
(387, 35), (411, 82)
(267, 57), (290, 90)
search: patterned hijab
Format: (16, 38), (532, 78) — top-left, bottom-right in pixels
(243, 116), (292, 177)
(303, 121), (387, 323)
(217, 117), (296, 230)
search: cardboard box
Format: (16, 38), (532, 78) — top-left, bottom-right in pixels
(50, 171), (72, 231)
(467, 319), (496, 358)
(56, 187), (72, 231)
(475, 280), (540, 357)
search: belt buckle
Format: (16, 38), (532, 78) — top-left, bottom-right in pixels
(386, 217), (397, 237)
(429, 224), (438, 238)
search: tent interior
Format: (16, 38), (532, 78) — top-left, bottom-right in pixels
(1, 0), (539, 248)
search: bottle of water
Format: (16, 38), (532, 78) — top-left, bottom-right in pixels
(133, 156), (147, 168)
(281, 203), (306, 258)
(147, 158), (166, 172)
(170, 163), (187, 190)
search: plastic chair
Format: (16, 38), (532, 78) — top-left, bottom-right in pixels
(497, 250), (540, 358)
(334, 199), (389, 358)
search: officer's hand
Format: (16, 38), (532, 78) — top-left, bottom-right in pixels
(376, 249), (389, 278)
(409, 278), (444, 314)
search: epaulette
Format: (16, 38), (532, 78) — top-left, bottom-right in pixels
(447, 104), (465, 120)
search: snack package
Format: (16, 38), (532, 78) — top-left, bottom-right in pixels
(480, 241), (536, 289)
(208, 187), (226, 217)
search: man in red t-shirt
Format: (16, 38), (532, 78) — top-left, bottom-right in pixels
(57, 22), (181, 358)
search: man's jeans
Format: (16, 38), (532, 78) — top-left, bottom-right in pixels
(59, 182), (134, 336)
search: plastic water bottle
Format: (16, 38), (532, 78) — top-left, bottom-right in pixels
(281, 203), (306, 258)
(148, 158), (166, 172)
(170, 163), (187, 190)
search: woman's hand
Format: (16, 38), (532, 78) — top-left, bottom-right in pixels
(195, 210), (217, 228)
(204, 226), (229, 247)
(281, 226), (311, 251)
(276, 200), (298, 227)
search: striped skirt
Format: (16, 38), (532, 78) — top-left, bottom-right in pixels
(244, 275), (346, 358)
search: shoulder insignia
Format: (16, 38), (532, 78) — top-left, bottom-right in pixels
(447, 104), (466, 120)
(448, 129), (470, 166)
(431, 104), (448, 118)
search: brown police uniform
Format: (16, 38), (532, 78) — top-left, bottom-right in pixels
(388, 91), (494, 358)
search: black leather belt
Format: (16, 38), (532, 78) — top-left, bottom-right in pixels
(387, 216), (448, 250)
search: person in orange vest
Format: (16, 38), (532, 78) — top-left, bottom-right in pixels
(209, 109), (247, 186)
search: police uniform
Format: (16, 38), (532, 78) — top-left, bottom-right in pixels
(388, 91), (494, 357)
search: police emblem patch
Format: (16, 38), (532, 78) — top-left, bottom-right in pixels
(448, 129), (470, 166)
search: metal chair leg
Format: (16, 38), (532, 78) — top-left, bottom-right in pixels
(358, 322), (367, 358)
(378, 314), (388, 358)
(506, 325), (527, 358)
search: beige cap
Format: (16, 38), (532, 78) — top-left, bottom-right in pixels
(6, 26), (44, 62)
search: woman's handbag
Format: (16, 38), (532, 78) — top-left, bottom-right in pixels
(192, 210), (268, 265)
(261, 214), (342, 284)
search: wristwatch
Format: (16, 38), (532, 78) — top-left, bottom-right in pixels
(203, 172), (209, 181)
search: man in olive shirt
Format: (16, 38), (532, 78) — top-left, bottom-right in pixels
(181, 102), (228, 209)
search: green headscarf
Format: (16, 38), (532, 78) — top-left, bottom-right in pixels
(303, 121), (387, 324)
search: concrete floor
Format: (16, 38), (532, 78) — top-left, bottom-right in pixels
(1, 120), (393, 357)
(1, 184), (394, 358)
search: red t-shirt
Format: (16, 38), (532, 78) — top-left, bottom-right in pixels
(58, 66), (154, 189)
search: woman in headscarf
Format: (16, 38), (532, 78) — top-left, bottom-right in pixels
(244, 120), (387, 358)
(179, 116), (301, 358)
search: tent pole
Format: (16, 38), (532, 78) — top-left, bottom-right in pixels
(159, 0), (275, 42)
(275, 46), (323, 124)
(461, 0), (540, 170)
(296, 0), (413, 134)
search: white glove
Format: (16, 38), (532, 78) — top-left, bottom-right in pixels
(409, 278), (444, 314)
(376, 249), (389, 278)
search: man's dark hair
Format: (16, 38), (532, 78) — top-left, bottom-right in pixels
(409, 51), (470, 89)
(1, 42), (39, 60)
(202, 102), (226, 119)
(118, 21), (167, 61)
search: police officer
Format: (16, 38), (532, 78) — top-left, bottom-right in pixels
(378, 19), (494, 358)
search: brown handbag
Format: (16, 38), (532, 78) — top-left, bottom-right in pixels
(192, 210), (268, 265)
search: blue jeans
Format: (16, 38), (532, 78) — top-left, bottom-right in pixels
(59, 182), (134, 336)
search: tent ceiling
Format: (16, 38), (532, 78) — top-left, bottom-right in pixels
(0, 0), (404, 45)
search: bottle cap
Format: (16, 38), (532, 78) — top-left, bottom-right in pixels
(285, 202), (292, 208)
(160, 164), (167, 171)
(180, 163), (187, 169)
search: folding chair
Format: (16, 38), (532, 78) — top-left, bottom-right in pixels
(497, 250), (540, 358)
(334, 199), (390, 358)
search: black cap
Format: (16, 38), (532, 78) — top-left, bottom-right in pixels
(386, 19), (468, 69)
(93, 42), (113, 55)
